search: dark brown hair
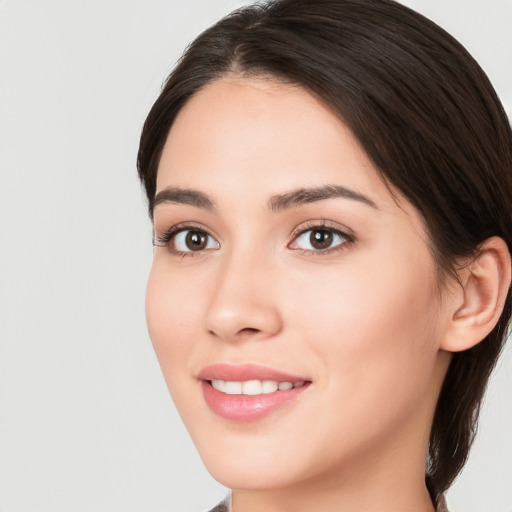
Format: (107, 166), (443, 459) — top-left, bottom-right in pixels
(137, 0), (512, 504)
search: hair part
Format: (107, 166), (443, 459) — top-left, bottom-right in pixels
(137, 0), (512, 504)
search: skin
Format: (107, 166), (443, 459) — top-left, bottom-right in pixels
(146, 77), (462, 512)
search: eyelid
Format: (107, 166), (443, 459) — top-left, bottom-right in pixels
(288, 220), (354, 253)
(154, 222), (220, 255)
(289, 220), (354, 240)
(154, 221), (204, 245)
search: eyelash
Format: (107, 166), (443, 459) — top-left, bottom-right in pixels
(154, 221), (354, 258)
(289, 221), (354, 256)
(154, 222), (215, 258)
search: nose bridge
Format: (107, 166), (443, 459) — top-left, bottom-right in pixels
(203, 241), (282, 341)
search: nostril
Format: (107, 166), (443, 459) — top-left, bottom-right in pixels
(203, 301), (282, 342)
(207, 326), (261, 341)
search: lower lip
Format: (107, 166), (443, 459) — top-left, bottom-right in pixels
(201, 381), (310, 422)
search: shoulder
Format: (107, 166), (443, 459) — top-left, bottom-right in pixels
(437, 494), (449, 512)
(205, 494), (449, 512)
(205, 495), (449, 511)
(207, 505), (228, 512)
(206, 495), (230, 512)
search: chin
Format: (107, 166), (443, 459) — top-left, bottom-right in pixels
(204, 458), (298, 490)
(188, 429), (306, 490)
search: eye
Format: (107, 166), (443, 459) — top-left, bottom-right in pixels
(289, 225), (350, 253)
(156, 225), (220, 255)
(174, 229), (219, 252)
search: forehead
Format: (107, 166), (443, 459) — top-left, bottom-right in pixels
(157, 77), (387, 199)
(157, 77), (422, 226)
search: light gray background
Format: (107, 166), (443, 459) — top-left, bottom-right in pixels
(0, 1), (511, 511)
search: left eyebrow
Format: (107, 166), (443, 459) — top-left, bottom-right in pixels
(268, 185), (378, 211)
(153, 187), (215, 212)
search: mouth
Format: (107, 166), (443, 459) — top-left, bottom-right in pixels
(198, 364), (312, 422)
(209, 378), (307, 395)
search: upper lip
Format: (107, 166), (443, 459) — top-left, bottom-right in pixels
(198, 363), (310, 383)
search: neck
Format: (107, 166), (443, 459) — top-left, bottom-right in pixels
(231, 459), (436, 512)
(230, 396), (439, 512)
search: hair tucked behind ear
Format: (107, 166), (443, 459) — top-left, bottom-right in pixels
(137, 0), (512, 504)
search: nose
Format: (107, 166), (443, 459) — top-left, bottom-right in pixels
(202, 249), (283, 343)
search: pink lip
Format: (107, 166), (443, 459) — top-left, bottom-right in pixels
(198, 363), (309, 383)
(198, 364), (311, 422)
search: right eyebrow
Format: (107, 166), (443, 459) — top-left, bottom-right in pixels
(152, 187), (215, 213)
(268, 184), (378, 211)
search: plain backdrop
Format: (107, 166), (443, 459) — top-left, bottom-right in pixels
(0, 1), (511, 511)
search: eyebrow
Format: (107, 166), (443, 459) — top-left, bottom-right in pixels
(153, 187), (215, 211)
(152, 184), (377, 214)
(268, 185), (378, 211)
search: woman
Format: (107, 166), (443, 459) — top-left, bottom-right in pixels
(137, 0), (512, 510)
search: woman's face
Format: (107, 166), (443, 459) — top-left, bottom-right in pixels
(147, 78), (452, 491)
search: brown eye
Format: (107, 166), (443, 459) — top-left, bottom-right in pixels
(185, 230), (208, 251)
(165, 228), (220, 253)
(310, 229), (333, 249)
(291, 226), (348, 253)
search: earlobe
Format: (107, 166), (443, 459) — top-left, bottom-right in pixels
(441, 236), (511, 353)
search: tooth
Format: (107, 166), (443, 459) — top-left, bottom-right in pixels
(211, 379), (304, 395)
(261, 380), (278, 393)
(211, 379), (226, 392)
(242, 380), (262, 395)
(225, 381), (243, 394)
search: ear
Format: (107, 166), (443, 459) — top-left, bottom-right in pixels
(441, 236), (511, 353)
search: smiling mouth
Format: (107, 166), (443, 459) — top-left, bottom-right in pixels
(198, 364), (312, 421)
(201, 378), (311, 422)
(208, 379), (307, 395)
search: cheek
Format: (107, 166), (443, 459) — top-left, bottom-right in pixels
(145, 261), (204, 376)
(286, 249), (442, 411)
(268, 258), (442, 475)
